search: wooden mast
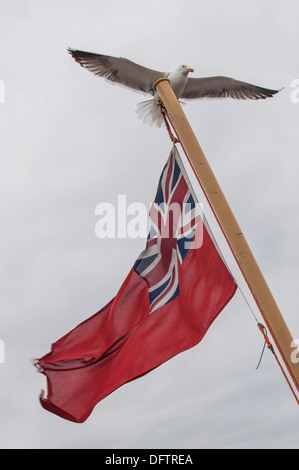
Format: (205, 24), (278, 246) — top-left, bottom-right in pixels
(154, 77), (299, 394)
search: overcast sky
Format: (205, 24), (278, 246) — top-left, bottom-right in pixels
(0, 0), (298, 449)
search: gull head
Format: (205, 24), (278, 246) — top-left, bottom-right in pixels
(177, 65), (194, 75)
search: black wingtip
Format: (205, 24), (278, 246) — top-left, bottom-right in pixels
(271, 86), (284, 96)
(67, 48), (84, 66)
(258, 86), (282, 99)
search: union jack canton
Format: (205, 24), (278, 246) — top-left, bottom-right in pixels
(134, 146), (203, 313)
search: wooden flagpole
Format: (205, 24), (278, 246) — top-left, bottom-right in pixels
(154, 77), (299, 395)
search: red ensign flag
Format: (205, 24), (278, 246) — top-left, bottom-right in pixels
(36, 146), (236, 423)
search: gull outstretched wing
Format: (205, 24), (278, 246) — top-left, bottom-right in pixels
(68, 48), (167, 96)
(182, 76), (280, 100)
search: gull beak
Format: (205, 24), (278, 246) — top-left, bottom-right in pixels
(187, 67), (194, 73)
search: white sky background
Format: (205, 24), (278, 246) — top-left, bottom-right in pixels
(0, 0), (299, 449)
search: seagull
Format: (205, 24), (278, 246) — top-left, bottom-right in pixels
(68, 48), (281, 127)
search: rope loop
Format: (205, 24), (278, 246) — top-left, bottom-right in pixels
(256, 323), (274, 369)
(256, 323), (299, 405)
(157, 100), (179, 144)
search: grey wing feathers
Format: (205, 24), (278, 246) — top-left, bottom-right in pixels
(68, 48), (166, 96)
(182, 76), (281, 100)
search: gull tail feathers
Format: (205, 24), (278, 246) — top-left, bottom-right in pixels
(136, 99), (186, 128)
(135, 99), (164, 128)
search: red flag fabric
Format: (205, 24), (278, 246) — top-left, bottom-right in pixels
(36, 146), (236, 423)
